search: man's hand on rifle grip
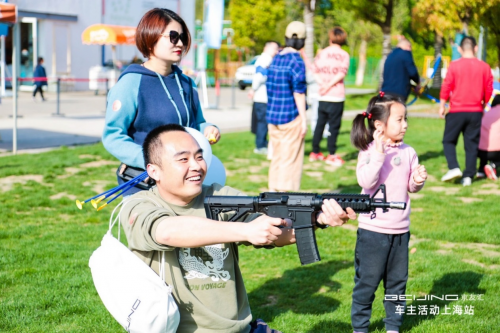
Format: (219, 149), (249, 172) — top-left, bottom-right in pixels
(245, 215), (287, 246)
(317, 199), (357, 227)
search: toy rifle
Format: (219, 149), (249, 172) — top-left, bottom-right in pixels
(204, 184), (406, 265)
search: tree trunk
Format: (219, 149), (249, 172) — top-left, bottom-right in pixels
(355, 39), (367, 86)
(432, 33), (443, 89)
(303, 1), (315, 62)
(378, 26), (391, 90)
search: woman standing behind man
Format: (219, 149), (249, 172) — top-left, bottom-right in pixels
(102, 8), (219, 191)
(308, 27), (350, 166)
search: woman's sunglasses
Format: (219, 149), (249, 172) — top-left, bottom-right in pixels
(161, 31), (188, 46)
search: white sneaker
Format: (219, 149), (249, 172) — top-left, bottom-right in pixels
(461, 177), (472, 186)
(253, 147), (268, 155)
(476, 172), (486, 179)
(441, 168), (462, 182)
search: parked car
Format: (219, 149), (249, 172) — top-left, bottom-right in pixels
(234, 56), (259, 90)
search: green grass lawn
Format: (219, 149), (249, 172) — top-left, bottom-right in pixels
(344, 94), (436, 111)
(1, 118), (499, 332)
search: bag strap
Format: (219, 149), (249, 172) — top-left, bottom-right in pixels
(109, 195), (173, 283)
(158, 251), (166, 281)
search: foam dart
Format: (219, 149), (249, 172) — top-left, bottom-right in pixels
(77, 184), (124, 210)
(97, 203), (108, 211)
(96, 174), (148, 211)
(76, 191), (112, 210)
(91, 195), (106, 209)
(109, 174), (148, 200)
(89, 171), (149, 208)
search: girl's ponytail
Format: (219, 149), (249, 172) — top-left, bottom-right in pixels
(351, 113), (371, 151)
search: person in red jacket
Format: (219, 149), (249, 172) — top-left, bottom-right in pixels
(439, 36), (493, 186)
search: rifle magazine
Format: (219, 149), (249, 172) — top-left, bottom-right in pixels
(295, 228), (321, 265)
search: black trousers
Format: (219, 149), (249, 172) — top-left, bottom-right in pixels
(442, 112), (483, 178)
(312, 101), (344, 154)
(252, 102), (268, 149)
(33, 86), (45, 99)
(478, 150), (500, 172)
(351, 229), (410, 333)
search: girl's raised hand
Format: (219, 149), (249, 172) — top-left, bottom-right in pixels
(373, 129), (385, 153)
(413, 164), (427, 184)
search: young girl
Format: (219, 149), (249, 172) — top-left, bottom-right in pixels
(350, 93), (427, 333)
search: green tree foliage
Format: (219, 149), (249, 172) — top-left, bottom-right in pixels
(347, 0), (398, 87)
(228, 0), (286, 53)
(349, 0), (396, 52)
(412, 0), (459, 86)
(481, 3), (500, 66)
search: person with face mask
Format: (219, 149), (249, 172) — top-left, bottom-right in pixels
(102, 8), (220, 194)
(265, 21), (308, 192)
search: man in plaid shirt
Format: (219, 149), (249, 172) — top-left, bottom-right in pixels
(265, 21), (308, 191)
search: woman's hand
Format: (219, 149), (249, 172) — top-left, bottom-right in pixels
(204, 126), (220, 144)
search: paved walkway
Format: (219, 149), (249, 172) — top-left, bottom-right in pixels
(0, 87), (438, 154)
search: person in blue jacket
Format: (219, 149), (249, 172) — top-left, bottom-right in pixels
(102, 8), (219, 191)
(381, 39), (420, 102)
(33, 57), (47, 101)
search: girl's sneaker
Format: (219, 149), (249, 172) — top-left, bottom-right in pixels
(325, 154), (345, 166)
(309, 152), (325, 161)
(484, 163), (498, 181)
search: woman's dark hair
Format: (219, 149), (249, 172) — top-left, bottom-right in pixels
(135, 8), (192, 58)
(37, 57), (44, 64)
(143, 124), (187, 167)
(350, 94), (406, 151)
(329, 27), (347, 46)
(285, 37), (305, 50)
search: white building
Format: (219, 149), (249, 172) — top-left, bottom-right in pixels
(4, 0), (195, 91)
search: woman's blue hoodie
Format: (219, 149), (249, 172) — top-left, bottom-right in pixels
(102, 64), (213, 169)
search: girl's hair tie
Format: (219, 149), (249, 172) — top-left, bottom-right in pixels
(368, 113), (372, 119)
(362, 112), (367, 117)
(379, 91), (385, 98)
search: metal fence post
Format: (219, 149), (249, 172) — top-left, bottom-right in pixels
(104, 78), (109, 112)
(230, 77), (236, 109)
(52, 78), (64, 117)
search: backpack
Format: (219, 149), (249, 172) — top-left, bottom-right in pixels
(89, 199), (180, 333)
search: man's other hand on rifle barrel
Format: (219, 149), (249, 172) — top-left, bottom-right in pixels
(317, 199), (357, 227)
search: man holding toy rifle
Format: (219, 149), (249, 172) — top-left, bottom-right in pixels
(120, 124), (404, 332)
